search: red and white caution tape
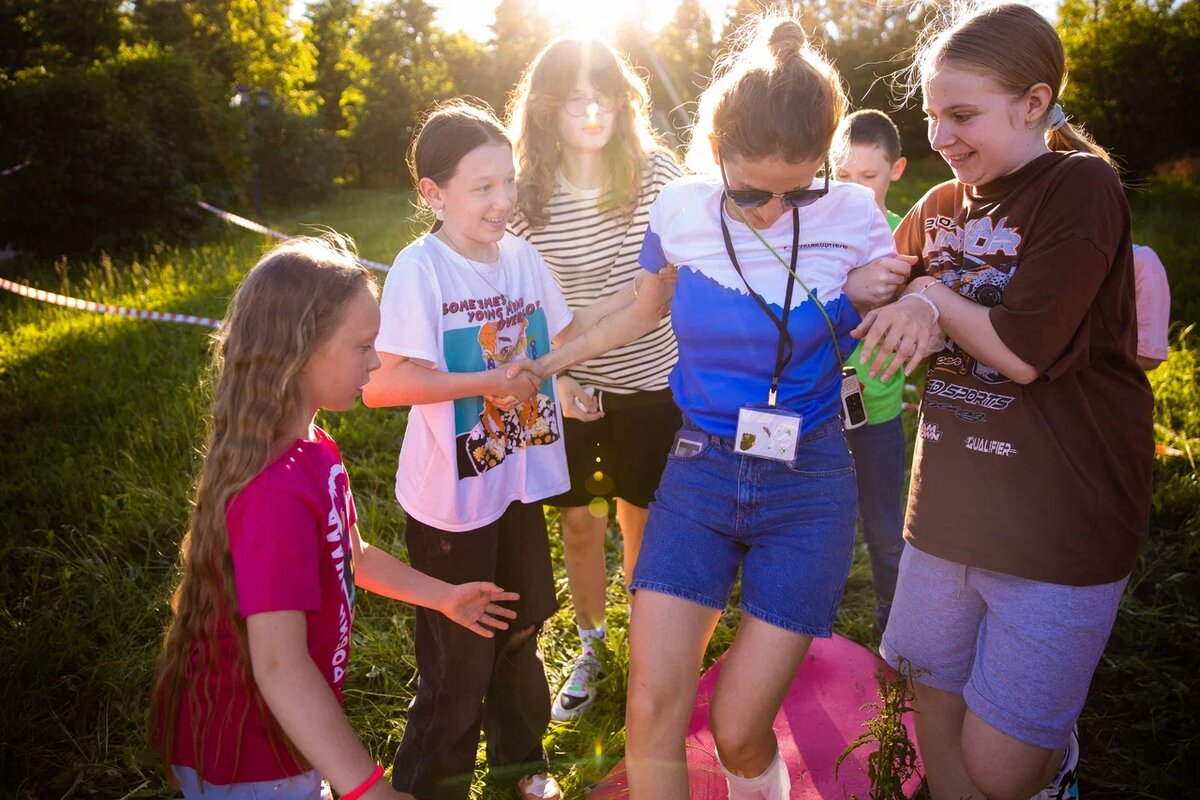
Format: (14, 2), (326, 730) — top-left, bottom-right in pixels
(0, 277), (221, 329)
(1, 161), (29, 177)
(196, 201), (391, 273)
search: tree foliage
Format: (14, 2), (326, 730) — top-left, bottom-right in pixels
(1058, 0), (1199, 176)
(0, 0), (124, 78)
(2, 0), (1196, 258)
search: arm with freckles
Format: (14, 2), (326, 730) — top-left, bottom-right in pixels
(361, 353), (539, 408)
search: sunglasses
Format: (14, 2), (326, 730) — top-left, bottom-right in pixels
(718, 151), (830, 209)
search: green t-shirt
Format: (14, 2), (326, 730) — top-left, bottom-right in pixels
(847, 208), (905, 425)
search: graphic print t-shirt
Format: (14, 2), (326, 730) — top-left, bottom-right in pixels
(639, 175), (895, 438)
(377, 233), (572, 531)
(171, 428), (357, 783)
(897, 152), (1152, 585)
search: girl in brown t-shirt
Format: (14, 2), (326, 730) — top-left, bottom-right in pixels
(851, 5), (1152, 800)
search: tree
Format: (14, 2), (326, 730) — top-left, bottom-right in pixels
(351, 0), (455, 186)
(135, 0), (316, 112)
(0, 0), (124, 78)
(652, 0), (716, 117)
(304, 0), (370, 134)
(485, 0), (555, 114)
(1058, 0), (1199, 175)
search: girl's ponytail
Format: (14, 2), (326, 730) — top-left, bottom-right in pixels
(1047, 117), (1114, 168)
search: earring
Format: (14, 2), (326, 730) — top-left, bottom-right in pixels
(433, 206), (444, 220)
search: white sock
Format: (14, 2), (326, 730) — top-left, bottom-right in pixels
(578, 624), (606, 657)
(718, 746), (789, 800)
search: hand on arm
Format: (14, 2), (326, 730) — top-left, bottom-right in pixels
(247, 612), (415, 800)
(851, 277), (1038, 384)
(350, 525), (519, 637)
(844, 254), (917, 314)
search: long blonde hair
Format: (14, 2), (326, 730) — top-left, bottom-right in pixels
(508, 36), (670, 228)
(686, 11), (846, 173)
(147, 234), (375, 781)
(908, 1), (1113, 168)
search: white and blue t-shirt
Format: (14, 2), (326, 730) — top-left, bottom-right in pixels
(639, 175), (895, 439)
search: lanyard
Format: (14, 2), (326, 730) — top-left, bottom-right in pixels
(719, 203), (798, 406)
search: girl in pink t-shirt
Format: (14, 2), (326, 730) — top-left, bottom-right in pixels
(147, 235), (519, 800)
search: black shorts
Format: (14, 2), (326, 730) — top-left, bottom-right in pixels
(545, 388), (681, 509)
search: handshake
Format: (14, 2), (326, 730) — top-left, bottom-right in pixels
(484, 360), (603, 422)
(483, 358), (546, 412)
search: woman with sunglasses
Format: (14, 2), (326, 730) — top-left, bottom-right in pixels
(507, 37), (683, 722)
(522, 13), (911, 799)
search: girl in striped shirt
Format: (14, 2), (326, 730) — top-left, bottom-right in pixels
(507, 37), (683, 721)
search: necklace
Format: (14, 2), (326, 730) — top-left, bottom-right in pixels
(435, 229), (507, 298)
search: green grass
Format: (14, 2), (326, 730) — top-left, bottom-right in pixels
(1, 178), (1197, 799)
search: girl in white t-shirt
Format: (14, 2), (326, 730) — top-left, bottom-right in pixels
(362, 99), (564, 800)
(362, 100), (668, 800)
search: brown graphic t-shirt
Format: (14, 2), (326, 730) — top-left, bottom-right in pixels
(896, 152), (1152, 586)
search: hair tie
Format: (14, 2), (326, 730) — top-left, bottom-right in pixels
(1046, 103), (1067, 132)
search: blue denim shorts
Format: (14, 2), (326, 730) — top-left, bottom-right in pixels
(880, 545), (1129, 750)
(630, 417), (858, 637)
(172, 766), (331, 800)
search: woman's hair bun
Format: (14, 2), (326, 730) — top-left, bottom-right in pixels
(767, 19), (806, 61)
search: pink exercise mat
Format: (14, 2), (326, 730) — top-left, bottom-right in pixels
(589, 633), (923, 799)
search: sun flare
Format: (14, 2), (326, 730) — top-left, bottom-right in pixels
(533, 0), (654, 37)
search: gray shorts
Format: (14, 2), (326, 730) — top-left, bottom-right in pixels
(880, 545), (1128, 750)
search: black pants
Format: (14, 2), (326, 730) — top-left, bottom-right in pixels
(391, 501), (558, 800)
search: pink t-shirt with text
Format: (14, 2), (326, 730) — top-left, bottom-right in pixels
(171, 427), (356, 783)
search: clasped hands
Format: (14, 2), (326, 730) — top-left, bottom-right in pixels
(484, 359), (602, 420)
(844, 254), (945, 382)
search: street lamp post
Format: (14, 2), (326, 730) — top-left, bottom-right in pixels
(230, 84), (271, 219)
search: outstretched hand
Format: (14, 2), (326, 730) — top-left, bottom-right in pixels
(438, 582), (520, 638)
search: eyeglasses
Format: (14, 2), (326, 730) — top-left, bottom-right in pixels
(718, 150), (830, 209)
(563, 94), (617, 118)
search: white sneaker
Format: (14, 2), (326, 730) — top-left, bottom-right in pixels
(550, 653), (601, 722)
(517, 772), (562, 800)
(1030, 725), (1080, 800)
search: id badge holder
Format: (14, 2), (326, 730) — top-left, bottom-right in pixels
(735, 403), (802, 462)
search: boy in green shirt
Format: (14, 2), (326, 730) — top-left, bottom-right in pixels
(836, 109), (908, 629)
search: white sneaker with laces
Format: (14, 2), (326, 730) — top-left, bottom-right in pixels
(550, 653), (601, 722)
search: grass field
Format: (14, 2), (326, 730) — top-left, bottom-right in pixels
(1, 168), (1197, 799)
